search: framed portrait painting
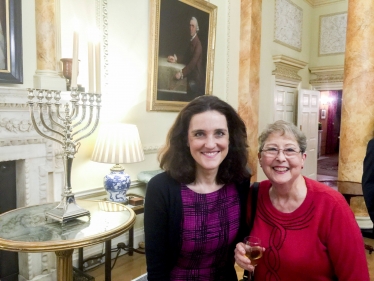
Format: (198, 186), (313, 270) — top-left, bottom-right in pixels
(0, 0), (23, 84)
(147, 0), (217, 112)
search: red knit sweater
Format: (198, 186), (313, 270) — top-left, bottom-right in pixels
(249, 177), (369, 281)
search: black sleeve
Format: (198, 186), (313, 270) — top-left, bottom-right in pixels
(362, 139), (374, 223)
(144, 175), (171, 281)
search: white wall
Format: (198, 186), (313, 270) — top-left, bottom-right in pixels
(309, 1), (348, 68)
(57, 0), (241, 193)
(257, 0), (348, 181)
(15, 0), (348, 189)
(259, 0), (313, 133)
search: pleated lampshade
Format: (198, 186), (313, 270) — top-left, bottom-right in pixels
(91, 123), (145, 203)
(91, 123), (145, 164)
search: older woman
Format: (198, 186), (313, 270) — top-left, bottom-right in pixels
(235, 120), (369, 281)
(145, 95), (251, 281)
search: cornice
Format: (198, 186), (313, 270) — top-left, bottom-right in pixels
(272, 55), (308, 88)
(304, 0), (344, 7)
(309, 65), (344, 90)
(273, 55), (308, 69)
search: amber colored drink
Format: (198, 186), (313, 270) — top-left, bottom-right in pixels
(245, 245), (263, 266)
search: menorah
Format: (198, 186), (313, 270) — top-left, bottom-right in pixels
(27, 87), (101, 223)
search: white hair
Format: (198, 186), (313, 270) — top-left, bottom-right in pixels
(191, 17), (199, 32)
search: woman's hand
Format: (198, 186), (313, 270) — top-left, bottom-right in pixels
(234, 242), (255, 272)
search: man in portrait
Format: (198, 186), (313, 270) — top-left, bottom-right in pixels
(167, 16), (205, 100)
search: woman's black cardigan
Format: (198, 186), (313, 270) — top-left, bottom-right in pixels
(144, 172), (250, 281)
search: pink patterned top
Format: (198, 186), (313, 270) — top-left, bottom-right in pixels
(170, 183), (240, 281)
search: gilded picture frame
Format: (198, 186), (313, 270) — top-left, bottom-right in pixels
(0, 0), (23, 84)
(147, 0), (217, 112)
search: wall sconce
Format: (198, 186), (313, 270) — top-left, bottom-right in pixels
(320, 96), (328, 105)
(320, 95), (335, 106)
(320, 109), (326, 119)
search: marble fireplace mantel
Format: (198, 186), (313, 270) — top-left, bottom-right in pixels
(0, 87), (69, 281)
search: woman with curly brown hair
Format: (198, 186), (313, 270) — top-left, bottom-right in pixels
(145, 95), (251, 281)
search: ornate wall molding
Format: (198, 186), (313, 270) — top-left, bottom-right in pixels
(0, 138), (45, 147)
(319, 12), (347, 56)
(309, 65), (344, 90)
(274, 0), (303, 51)
(0, 87), (66, 280)
(272, 55), (307, 88)
(305, 0), (344, 7)
(96, 0), (109, 93)
(143, 144), (163, 155)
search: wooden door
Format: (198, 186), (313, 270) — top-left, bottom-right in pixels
(273, 86), (298, 123)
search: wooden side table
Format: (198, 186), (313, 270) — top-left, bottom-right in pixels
(78, 194), (145, 281)
(0, 200), (135, 281)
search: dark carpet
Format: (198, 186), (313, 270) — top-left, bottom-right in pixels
(317, 154), (339, 177)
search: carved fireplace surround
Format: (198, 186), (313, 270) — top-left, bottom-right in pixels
(0, 87), (65, 280)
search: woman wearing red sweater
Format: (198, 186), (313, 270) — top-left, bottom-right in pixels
(235, 120), (369, 281)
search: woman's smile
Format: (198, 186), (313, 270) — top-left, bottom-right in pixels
(188, 110), (229, 174)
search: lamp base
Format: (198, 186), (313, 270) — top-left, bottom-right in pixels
(104, 165), (131, 203)
(46, 193), (90, 224)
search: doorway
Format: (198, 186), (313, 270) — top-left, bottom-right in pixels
(317, 90), (342, 180)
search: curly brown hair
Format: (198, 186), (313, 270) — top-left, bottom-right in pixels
(158, 95), (251, 184)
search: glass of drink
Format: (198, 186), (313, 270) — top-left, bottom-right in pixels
(243, 236), (263, 279)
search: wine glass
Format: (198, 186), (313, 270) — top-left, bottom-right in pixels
(243, 236), (263, 279)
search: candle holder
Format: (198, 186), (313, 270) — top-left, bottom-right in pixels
(60, 58), (73, 90)
(60, 58), (84, 92)
(27, 88), (101, 224)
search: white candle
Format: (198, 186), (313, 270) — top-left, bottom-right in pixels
(71, 31), (79, 89)
(95, 40), (101, 94)
(88, 41), (94, 93)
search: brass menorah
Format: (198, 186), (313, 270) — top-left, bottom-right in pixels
(27, 87), (101, 223)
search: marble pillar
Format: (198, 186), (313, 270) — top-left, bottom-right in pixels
(238, 0), (262, 181)
(339, 0), (374, 182)
(34, 0), (66, 90)
(35, 0), (56, 71)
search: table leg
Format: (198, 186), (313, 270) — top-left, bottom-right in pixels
(78, 248), (83, 270)
(129, 226), (134, 256)
(105, 240), (112, 281)
(55, 249), (74, 281)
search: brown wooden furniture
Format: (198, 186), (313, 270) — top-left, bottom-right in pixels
(78, 194), (145, 281)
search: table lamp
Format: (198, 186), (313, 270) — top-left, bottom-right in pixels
(91, 123), (145, 203)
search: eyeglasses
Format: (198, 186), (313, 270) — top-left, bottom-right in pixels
(260, 147), (302, 157)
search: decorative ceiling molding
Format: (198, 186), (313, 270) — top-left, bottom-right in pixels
(272, 55), (308, 88)
(309, 65), (344, 90)
(304, 0), (344, 7)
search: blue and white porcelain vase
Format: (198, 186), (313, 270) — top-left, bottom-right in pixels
(104, 164), (131, 203)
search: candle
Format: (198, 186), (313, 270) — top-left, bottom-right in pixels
(71, 31), (79, 89)
(95, 40), (101, 94)
(88, 41), (94, 93)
